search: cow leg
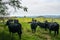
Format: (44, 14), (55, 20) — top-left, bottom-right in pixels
(54, 31), (56, 36)
(18, 33), (22, 40)
(49, 30), (51, 34)
(54, 30), (59, 36)
(34, 28), (36, 33)
(31, 28), (36, 33)
(9, 30), (13, 40)
(45, 28), (47, 31)
(12, 33), (14, 40)
(32, 29), (34, 33)
(10, 33), (14, 40)
(35, 28), (36, 32)
(57, 30), (59, 35)
(32, 29), (35, 33)
(9, 32), (12, 40)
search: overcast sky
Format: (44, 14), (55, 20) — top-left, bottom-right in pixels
(7, 0), (60, 16)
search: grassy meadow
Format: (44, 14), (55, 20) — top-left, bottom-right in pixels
(0, 17), (60, 40)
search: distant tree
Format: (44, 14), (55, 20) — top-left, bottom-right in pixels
(24, 16), (26, 18)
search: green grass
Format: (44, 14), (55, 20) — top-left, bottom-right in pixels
(0, 17), (60, 40)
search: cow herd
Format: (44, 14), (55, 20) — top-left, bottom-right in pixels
(6, 19), (59, 40)
(30, 20), (59, 36)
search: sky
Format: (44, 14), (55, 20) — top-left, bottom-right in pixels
(6, 0), (60, 16)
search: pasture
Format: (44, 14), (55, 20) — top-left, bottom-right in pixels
(0, 17), (60, 40)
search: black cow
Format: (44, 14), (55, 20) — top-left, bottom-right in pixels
(37, 21), (47, 30)
(6, 19), (22, 39)
(37, 21), (59, 36)
(45, 22), (59, 36)
(30, 20), (37, 33)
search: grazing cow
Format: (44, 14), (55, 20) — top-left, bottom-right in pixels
(45, 21), (59, 36)
(30, 20), (37, 33)
(37, 21), (47, 30)
(6, 19), (22, 39)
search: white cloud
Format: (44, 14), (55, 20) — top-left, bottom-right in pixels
(6, 0), (60, 16)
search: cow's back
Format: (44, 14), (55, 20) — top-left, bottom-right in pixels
(48, 22), (59, 31)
